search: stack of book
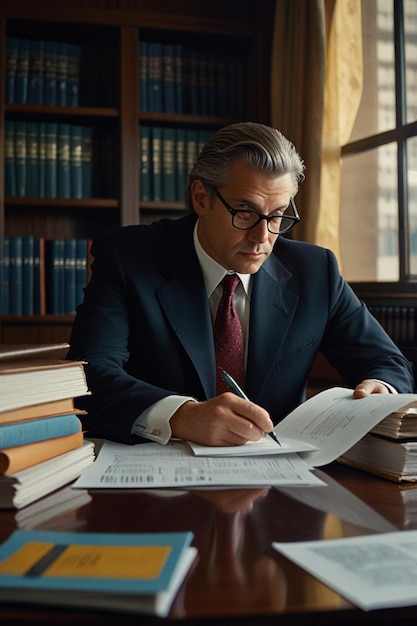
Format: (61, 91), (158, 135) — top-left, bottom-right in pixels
(339, 402), (417, 482)
(0, 343), (94, 509)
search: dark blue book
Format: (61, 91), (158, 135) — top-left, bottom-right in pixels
(161, 127), (176, 201)
(26, 122), (39, 198)
(75, 238), (87, 309)
(0, 237), (10, 315)
(151, 126), (162, 201)
(57, 123), (71, 198)
(81, 126), (93, 198)
(4, 121), (16, 197)
(70, 125), (83, 199)
(15, 38), (30, 103)
(45, 123), (58, 198)
(38, 122), (46, 197)
(174, 44), (183, 114)
(66, 43), (81, 106)
(9, 236), (23, 315)
(22, 236), (35, 315)
(46, 238), (65, 314)
(33, 237), (46, 315)
(64, 238), (77, 314)
(28, 39), (44, 105)
(140, 125), (151, 201)
(6, 37), (19, 103)
(175, 128), (187, 202)
(0, 414), (81, 449)
(148, 42), (162, 112)
(56, 42), (69, 106)
(14, 121), (27, 198)
(185, 128), (198, 178)
(162, 44), (176, 113)
(43, 40), (58, 105)
(139, 41), (149, 112)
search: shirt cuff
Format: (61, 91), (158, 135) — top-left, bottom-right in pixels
(369, 379), (397, 393)
(131, 396), (196, 444)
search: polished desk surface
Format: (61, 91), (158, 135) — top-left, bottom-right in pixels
(1, 462), (417, 625)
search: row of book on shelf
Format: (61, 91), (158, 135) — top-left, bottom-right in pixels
(5, 120), (93, 199)
(6, 37), (81, 106)
(1, 236), (91, 316)
(140, 126), (213, 202)
(0, 342), (197, 617)
(139, 40), (247, 117)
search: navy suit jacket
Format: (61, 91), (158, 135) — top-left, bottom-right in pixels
(68, 213), (414, 443)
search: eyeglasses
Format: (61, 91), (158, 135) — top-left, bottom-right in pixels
(212, 187), (300, 235)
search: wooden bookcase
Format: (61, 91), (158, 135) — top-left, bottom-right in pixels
(0, 0), (275, 344)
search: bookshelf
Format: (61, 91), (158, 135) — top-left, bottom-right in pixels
(0, 0), (275, 344)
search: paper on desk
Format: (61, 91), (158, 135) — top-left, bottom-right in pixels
(274, 387), (417, 467)
(273, 529), (417, 611)
(187, 436), (318, 457)
(73, 440), (325, 489)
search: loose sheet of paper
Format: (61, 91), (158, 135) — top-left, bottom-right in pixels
(73, 440), (324, 489)
(187, 437), (318, 457)
(273, 529), (417, 611)
(275, 387), (417, 466)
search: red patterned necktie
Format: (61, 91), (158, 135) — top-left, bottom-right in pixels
(214, 274), (245, 395)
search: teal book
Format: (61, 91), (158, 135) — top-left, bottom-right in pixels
(151, 126), (162, 201)
(0, 237), (10, 315)
(33, 237), (46, 315)
(6, 37), (19, 103)
(56, 41), (69, 106)
(46, 238), (65, 314)
(28, 39), (44, 105)
(175, 128), (187, 202)
(139, 40), (148, 112)
(38, 122), (46, 197)
(4, 121), (16, 197)
(66, 43), (81, 106)
(9, 236), (23, 315)
(161, 127), (176, 201)
(26, 122), (39, 198)
(70, 125), (83, 199)
(162, 44), (175, 113)
(185, 128), (198, 177)
(148, 42), (162, 112)
(15, 38), (30, 103)
(14, 121), (27, 198)
(57, 124), (71, 198)
(64, 238), (76, 314)
(0, 530), (196, 617)
(43, 40), (58, 105)
(22, 236), (35, 315)
(75, 239), (87, 309)
(174, 44), (183, 114)
(81, 126), (93, 198)
(0, 414), (81, 449)
(45, 123), (58, 198)
(140, 125), (151, 201)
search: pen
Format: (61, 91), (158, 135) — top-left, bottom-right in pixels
(221, 370), (281, 446)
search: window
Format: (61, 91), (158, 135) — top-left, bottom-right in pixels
(339, 0), (417, 288)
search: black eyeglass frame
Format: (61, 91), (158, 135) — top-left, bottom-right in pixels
(212, 186), (300, 235)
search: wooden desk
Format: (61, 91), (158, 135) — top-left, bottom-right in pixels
(1, 463), (417, 625)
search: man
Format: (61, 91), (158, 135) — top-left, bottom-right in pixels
(67, 122), (414, 446)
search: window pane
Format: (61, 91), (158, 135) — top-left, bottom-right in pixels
(340, 143), (398, 282)
(408, 136), (417, 274)
(348, 0), (395, 142)
(405, 0), (417, 124)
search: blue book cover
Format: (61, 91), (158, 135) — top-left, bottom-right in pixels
(14, 121), (27, 198)
(33, 237), (46, 315)
(175, 128), (187, 202)
(43, 40), (58, 105)
(162, 44), (176, 113)
(139, 41), (148, 112)
(75, 239), (87, 309)
(140, 125), (151, 201)
(9, 236), (23, 315)
(4, 121), (16, 197)
(0, 530), (194, 595)
(56, 42), (69, 106)
(57, 124), (71, 198)
(46, 238), (65, 314)
(0, 414), (81, 449)
(27, 39), (44, 105)
(38, 123), (46, 197)
(22, 236), (35, 315)
(81, 126), (93, 198)
(26, 122), (39, 198)
(6, 37), (19, 103)
(70, 125), (83, 199)
(151, 126), (162, 201)
(15, 38), (30, 104)
(148, 42), (162, 112)
(66, 43), (81, 106)
(0, 237), (10, 315)
(64, 238), (76, 314)
(174, 44), (183, 114)
(45, 123), (58, 198)
(185, 128), (198, 178)
(161, 127), (176, 201)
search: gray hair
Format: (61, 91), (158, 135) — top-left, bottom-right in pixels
(185, 122), (305, 211)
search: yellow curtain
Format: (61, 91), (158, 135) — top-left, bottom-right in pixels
(271, 0), (363, 262)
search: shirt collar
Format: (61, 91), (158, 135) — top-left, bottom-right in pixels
(193, 221), (251, 298)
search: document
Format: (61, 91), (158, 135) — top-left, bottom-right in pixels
(187, 437), (318, 457)
(273, 529), (417, 611)
(73, 440), (324, 489)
